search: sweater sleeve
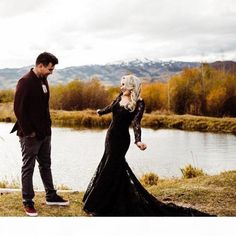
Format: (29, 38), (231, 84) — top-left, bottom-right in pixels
(14, 79), (34, 135)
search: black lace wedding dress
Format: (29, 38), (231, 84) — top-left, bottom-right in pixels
(82, 94), (211, 216)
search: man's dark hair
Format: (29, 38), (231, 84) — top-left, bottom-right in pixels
(36, 52), (58, 66)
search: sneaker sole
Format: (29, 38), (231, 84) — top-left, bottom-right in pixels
(46, 201), (70, 206)
(25, 212), (38, 217)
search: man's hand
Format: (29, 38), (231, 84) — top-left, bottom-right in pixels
(136, 142), (147, 151)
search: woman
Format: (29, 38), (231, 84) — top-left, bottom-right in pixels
(82, 74), (211, 216)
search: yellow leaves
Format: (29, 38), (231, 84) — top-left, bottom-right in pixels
(50, 79), (111, 110)
(141, 82), (168, 112)
(206, 87), (227, 114)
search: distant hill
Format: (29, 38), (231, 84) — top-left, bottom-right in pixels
(208, 61), (236, 75)
(0, 59), (201, 89)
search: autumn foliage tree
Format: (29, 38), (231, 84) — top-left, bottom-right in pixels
(168, 64), (236, 116)
(1, 64), (236, 117)
(50, 78), (112, 110)
(141, 82), (168, 113)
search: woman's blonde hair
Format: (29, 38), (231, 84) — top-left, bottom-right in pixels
(121, 74), (141, 111)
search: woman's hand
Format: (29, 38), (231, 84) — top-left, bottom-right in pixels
(136, 142), (147, 151)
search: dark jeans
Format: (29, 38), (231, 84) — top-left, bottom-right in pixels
(19, 136), (56, 205)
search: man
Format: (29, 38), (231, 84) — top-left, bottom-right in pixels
(11, 52), (69, 216)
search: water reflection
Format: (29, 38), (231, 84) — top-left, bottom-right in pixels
(1, 122), (236, 190)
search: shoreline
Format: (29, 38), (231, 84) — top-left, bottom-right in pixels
(1, 102), (236, 134)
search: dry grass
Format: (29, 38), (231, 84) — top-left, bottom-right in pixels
(180, 164), (206, 179)
(142, 113), (236, 134)
(0, 102), (16, 123)
(0, 171), (235, 216)
(1, 103), (236, 134)
(0, 191), (87, 217)
(0, 177), (20, 189)
(148, 170), (236, 216)
(50, 109), (111, 129)
(140, 172), (159, 186)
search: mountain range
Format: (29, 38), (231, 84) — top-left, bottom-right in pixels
(0, 59), (235, 89)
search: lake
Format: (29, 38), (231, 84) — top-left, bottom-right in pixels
(0, 122), (236, 190)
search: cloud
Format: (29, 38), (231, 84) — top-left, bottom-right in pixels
(0, 0), (50, 17)
(0, 0), (236, 68)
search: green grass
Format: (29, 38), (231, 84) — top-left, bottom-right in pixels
(0, 171), (235, 216)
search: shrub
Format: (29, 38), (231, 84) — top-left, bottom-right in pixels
(0, 89), (14, 103)
(180, 164), (206, 179)
(0, 177), (20, 189)
(140, 172), (159, 186)
(55, 184), (72, 190)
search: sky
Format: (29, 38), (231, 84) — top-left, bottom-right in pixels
(0, 0), (236, 69)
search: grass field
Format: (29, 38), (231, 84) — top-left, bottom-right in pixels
(0, 171), (235, 216)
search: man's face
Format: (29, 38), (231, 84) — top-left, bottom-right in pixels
(38, 62), (55, 78)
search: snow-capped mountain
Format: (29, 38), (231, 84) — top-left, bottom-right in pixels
(0, 59), (201, 89)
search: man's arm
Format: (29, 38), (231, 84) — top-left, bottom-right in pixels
(14, 79), (34, 136)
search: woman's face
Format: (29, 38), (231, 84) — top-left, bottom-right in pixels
(120, 78), (131, 96)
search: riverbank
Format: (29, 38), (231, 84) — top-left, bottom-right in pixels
(1, 102), (236, 134)
(142, 113), (236, 134)
(0, 171), (235, 216)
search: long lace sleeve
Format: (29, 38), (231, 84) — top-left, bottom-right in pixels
(132, 100), (145, 144)
(97, 93), (122, 116)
